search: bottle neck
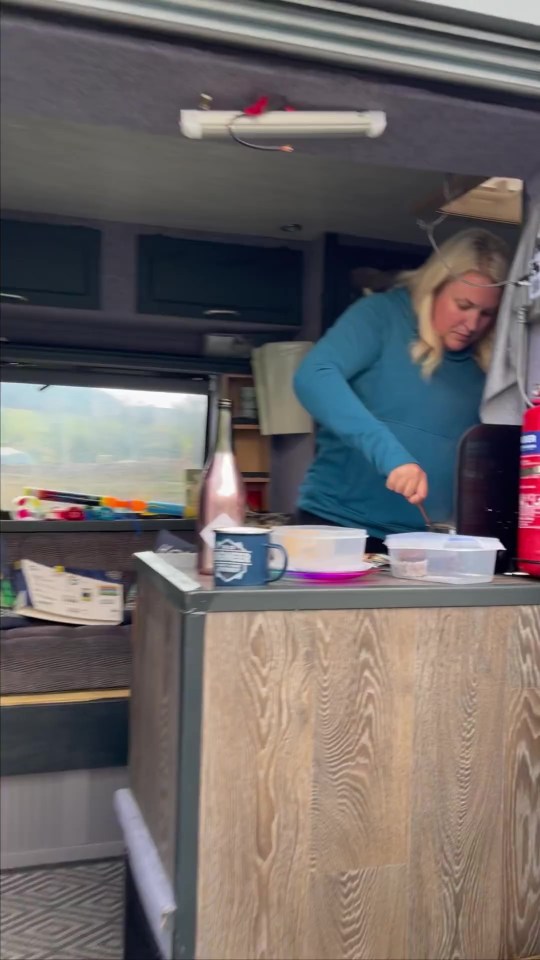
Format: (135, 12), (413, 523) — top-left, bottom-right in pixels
(215, 406), (232, 453)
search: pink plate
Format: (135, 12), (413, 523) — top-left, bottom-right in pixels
(285, 564), (374, 583)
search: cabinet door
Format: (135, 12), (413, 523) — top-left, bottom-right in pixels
(0, 220), (101, 309)
(137, 235), (302, 325)
(322, 234), (428, 333)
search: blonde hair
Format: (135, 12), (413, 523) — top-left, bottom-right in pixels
(398, 228), (510, 377)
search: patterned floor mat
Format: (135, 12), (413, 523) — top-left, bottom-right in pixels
(0, 859), (123, 960)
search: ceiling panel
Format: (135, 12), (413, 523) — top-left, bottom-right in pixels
(0, 117), (448, 242)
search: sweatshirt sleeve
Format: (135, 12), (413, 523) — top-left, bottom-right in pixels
(294, 297), (417, 477)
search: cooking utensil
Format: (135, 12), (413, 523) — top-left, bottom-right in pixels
(417, 504), (455, 534)
(417, 503), (434, 530)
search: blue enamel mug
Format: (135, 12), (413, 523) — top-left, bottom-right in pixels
(213, 527), (288, 587)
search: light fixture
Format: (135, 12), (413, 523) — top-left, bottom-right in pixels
(179, 110), (387, 142)
(280, 223), (303, 233)
(439, 177), (523, 225)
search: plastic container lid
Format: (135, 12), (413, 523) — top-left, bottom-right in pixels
(272, 526), (367, 539)
(384, 533), (505, 551)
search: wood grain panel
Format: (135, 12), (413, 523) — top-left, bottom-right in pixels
(129, 576), (182, 884)
(310, 608), (416, 871)
(407, 607), (507, 960)
(126, 587), (540, 960)
(305, 865), (407, 960)
(507, 605), (540, 689)
(197, 611), (316, 960)
(0, 624), (131, 695)
(501, 689), (540, 959)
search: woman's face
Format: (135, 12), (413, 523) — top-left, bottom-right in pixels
(431, 271), (503, 352)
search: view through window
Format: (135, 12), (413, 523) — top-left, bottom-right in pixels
(0, 381), (208, 513)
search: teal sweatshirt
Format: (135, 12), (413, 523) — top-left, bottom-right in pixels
(294, 287), (485, 538)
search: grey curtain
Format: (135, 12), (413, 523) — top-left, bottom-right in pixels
(481, 169), (540, 424)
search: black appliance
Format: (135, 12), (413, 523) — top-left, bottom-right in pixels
(455, 423), (521, 573)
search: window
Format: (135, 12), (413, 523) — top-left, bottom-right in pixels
(0, 381), (208, 513)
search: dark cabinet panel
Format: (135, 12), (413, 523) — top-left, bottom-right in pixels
(0, 699), (128, 776)
(1, 220), (101, 309)
(322, 233), (429, 333)
(137, 235), (302, 326)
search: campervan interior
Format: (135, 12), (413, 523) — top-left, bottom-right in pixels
(1, 8), (538, 960)
(0, 114), (522, 515)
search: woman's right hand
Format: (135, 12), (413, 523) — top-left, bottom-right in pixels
(386, 463), (428, 505)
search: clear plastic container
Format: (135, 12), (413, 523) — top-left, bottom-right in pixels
(385, 532), (505, 584)
(270, 526), (367, 575)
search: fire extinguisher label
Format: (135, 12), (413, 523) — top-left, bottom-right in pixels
(518, 407), (540, 573)
(520, 427), (540, 530)
(521, 430), (540, 454)
(519, 490), (540, 529)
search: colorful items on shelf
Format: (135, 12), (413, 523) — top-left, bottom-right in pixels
(1, 575), (16, 609)
(24, 488), (101, 507)
(86, 506), (118, 520)
(49, 506), (87, 521)
(10, 488), (185, 521)
(10, 495), (45, 520)
(100, 496), (184, 516)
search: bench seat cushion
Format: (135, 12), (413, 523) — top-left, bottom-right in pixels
(1, 624), (131, 695)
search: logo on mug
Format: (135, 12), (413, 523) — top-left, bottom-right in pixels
(214, 538), (252, 584)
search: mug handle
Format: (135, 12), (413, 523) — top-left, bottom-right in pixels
(266, 543), (288, 583)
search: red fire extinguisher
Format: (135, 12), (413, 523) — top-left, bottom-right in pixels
(518, 388), (540, 577)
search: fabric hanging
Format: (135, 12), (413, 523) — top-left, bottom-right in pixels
(481, 168), (540, 424)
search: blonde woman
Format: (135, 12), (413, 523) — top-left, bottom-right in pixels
(294, 228), (510, 550)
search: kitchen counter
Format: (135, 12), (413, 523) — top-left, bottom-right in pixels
(122, 551), (540, 960)
(137, 551), (539, 611)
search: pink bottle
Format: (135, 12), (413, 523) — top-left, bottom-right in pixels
(197, 399), (246, 575)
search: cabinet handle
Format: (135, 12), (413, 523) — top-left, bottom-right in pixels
(1, 292), (29, 302)
(203, 308), (240, 317)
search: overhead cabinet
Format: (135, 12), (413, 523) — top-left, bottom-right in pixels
(322, 234), (428, 333)
(137, 234), (303, 326)
(0, 219), (101, 309)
